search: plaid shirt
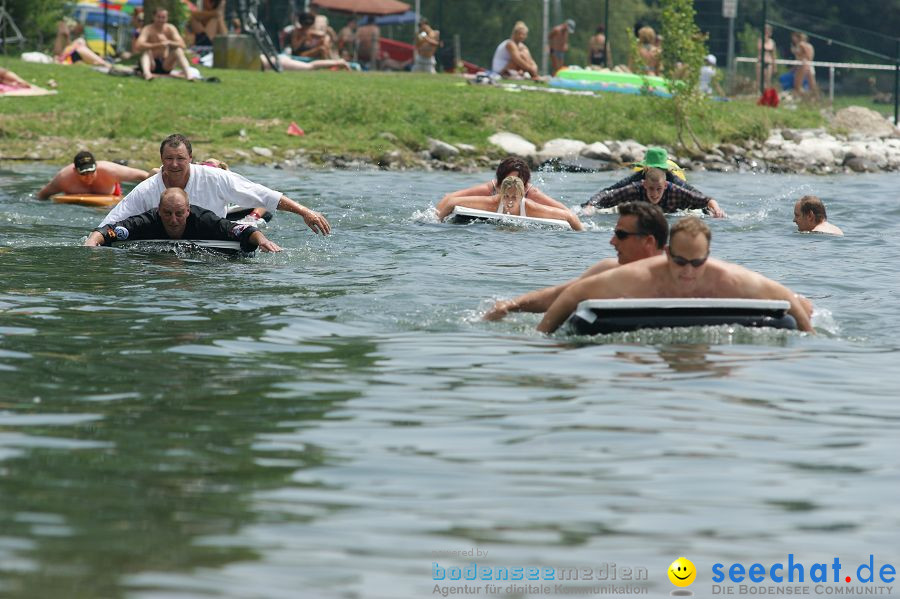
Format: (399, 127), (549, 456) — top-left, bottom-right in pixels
(586, 181), (712, 212)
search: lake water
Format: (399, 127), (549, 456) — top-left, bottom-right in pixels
(1, 164), (899, 599)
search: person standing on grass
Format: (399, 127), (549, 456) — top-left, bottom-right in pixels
(548, 19), (575, 75)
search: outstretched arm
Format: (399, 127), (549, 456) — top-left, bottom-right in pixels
(435, 195), (498, 221)
(537, 281), (588, 333)
(85, 211), (157, 247)
(772, 282), (814, 332)
(250, 231), (282, 252)
(738, 268), (814, 333)
(106, 163), (150, 183)
(523, 200), (584, 231)
(525, 186), (569, 210)
(485, 282), (571, 321)
(37, 174), (63, 199)
(583, 183), (638, 209)
(84, 231), (105, 246)
(706, 199), (726, 218)
(440, 181), (494, 203)
(485, 258), (619, 321)
(669, 185), (725, 217)
(277, 195), (331, 235)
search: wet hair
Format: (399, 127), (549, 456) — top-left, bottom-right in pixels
(595, 25), (605, 34)
(670, 216), (711, 245)
(159, 134), (192, 157)
(798, 195), (827, 223)
(638, 26), (656, 45)
(159, 187), (189, 208)
(645, 168), (666, 184)
(512, 21), (528, 37)
(618, 202), (668, 249)
(496, 157), (531, 187)
(499, 175), (525, 200)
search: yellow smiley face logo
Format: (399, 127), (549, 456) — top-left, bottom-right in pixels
(668, 557), (697, 587)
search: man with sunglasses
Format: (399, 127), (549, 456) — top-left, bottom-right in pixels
(38, 151), (149, 199)
(484, 202), (667, 321)
(582, 167), (726, 218)
(537, 216), (813, 333)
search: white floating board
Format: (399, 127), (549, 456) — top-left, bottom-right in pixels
(111, 239), (251, 255)
(564, 298), (796, 335)
(449, 206), (572, 229)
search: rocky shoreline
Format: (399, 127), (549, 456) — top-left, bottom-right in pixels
(5, 107), (897, 177)
(262, 106), (900, 176)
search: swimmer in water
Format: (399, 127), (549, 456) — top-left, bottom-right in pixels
(537, 216), (814, 333)
(793, 195), (843, 236)
(437, 175), (585, 231)
(485, 201), (666, 320)
(37, 151), (149, 199)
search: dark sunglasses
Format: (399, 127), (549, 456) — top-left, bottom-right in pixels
(613, 229), (647, 240)
(668, 249), (709, 267)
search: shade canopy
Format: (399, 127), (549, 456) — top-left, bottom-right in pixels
(374, 10), (415, 25)
(311, 0), (411, 16)
(72, 4), (133, 26)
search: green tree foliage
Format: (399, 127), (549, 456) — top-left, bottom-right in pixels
(659, 0), (709, 151)
(4, 0), (67, 49)
(3, 0), (187, 51)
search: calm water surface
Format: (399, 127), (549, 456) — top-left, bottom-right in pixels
(1, 164), (899, 598)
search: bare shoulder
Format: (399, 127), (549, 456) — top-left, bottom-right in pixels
(716, 259), (787, 296)
(580, 257), (619, 278)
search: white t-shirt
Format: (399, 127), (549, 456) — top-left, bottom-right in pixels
(99, 164), (282, 226)
(491, 39), (512, 74)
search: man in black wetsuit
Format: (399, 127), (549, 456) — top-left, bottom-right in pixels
(85, 188), (282, 252)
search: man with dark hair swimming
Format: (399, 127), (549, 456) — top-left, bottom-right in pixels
(794, 195), (843, 236)
(484, 201), (667, 320)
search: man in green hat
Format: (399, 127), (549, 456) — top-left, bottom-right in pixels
(582, 147), (724, 217)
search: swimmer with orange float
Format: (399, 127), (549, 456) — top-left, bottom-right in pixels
(37, 151), (150, 200)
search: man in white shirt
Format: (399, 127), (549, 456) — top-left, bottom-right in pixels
(84, 134), (330, 245)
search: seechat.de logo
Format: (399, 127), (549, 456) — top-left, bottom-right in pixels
(711, 554), (896, 584)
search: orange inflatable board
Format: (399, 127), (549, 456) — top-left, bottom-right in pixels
(52, 194), (122, 208)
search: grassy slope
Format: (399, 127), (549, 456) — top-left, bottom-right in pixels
(1, 57), (823, 167)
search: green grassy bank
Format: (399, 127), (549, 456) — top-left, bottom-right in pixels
(1, 57), (824, 168)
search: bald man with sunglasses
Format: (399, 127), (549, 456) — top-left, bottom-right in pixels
(484, 202), (667, 321)
(537, 216), (814, 333)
